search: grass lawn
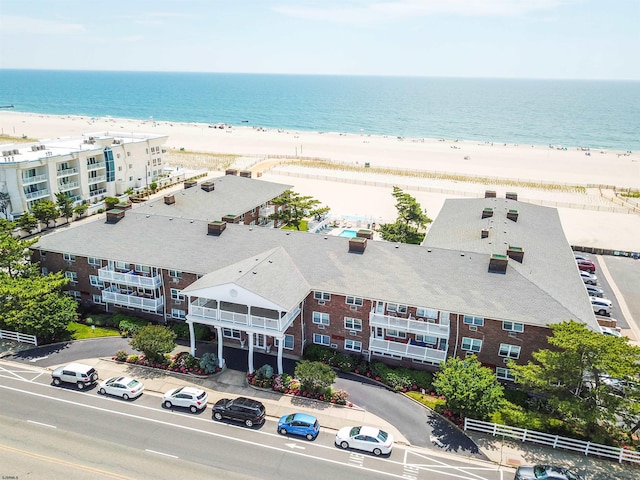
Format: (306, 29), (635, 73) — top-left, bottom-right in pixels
(68, 321), (121, 340)
(406, 391), (446, 411)
(282, 220), (308, 231)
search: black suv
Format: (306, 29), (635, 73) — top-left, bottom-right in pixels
(212, 396), (266, 427)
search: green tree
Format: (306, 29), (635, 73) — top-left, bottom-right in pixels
(509, 321), (640, 438)
(149, 181), (158, 193)
(268, 190), (330, 230)
(0, 226), (38, 279)
(377, 187), (431, 244)
(73, 203), (89, 219)
(31, 199), (59, 228)
(129, 325), (177, 363)
(55, 192), (74, 224)
(16, 212), (38, 234)
(294, 360), (336, 394)
(433, 355), (504, 420)
(0, 191), (11, 219)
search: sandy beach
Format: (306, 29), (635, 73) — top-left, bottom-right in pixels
(2, 111), (640, 251)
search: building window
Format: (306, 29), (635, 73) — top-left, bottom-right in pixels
(463, 315), (484, 327)
(416, 307), (438, 319)
(68, 290), (81, 299)
(313, 334), (330, 346)
(222, 328), (241, 339)
(387, 303), (407, 314)
(502, 321), (524, 333)
(314, 291), (330, 301)
(63, 253), (76, 262)
(41, 267), (48, 276)
(498, 344), (521, 359)
(461, 337), (482, 352)
(386, 329), (406, 339)
(312, 312), (329, 325)
(135, 264), (150, 274)
(65, 271), (78, 283)
(345, 339), (362, 352)
(171, 309), (186, 319)
(89, 275), (104, 288)
(168, 270), (183, 279)
(92, 294), (105, 305)
(40, 250), (47, 260)
(344, 317), (362, 331)
(275, 335), (294, 350)
(415, 335), (437, 345)
(170, 288), (185, 301)
(115, 261), (129, 270)
(496, 367), (515, 381)
(88, 257), (101, 266)
(346, 296), (364, 306)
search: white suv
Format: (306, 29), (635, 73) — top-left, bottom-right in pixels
(591, 297), (612, 316)
(51, 363), (99, 389)
(162, 386), (208, 413)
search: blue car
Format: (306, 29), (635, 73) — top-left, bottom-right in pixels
(277, 413), (320, 440)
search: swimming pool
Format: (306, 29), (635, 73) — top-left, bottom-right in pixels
(338, 229), (358, 238)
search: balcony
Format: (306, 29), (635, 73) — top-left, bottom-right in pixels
(22, 174), (47, 185)
(89, 188), (107, 197)
(56, 167), (79, 177)
(87, 162), (106, 171)
(98, 267), (162, 288)
(259, 205), (275, 217)
(188, 297), (300, 334)
(369, 312), (450, 338)
(102, 286), (163, 311)
(24, 188), (50, 200)
(369, 337), (448, 363)
(88, 174), (107, 184)
(58, 180), (80, 192)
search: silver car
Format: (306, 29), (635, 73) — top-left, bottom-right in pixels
(98, 376), (144, 400)
(51, 363), (99, 390)
(579, 271), (597, 285)
(162, 386), (208, 413)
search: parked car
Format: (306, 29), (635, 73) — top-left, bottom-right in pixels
(579, 271), (597, 285)
(212, 396), (266, 427)
(335, 425), (394, 456)
(51, 363), (99, 390)
(162, 386), (208, 413)
(585, 284), (604, 298)
(576, 259), (596, 272)
(573, 253), (590, 261)
(277, 413), (320, 440)
(514, 465), (584, 480)
(599, 325), (622, 337)
(98, 376), (144, 400)
(590, 297), (612, 316)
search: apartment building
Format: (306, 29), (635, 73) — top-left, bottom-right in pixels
(0, 131), (168, 218)
(33, 180), (599, 379)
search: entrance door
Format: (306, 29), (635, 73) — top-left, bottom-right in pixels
(253, 333), (266, 349)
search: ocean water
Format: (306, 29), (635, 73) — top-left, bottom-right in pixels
(1, 69), (639, 151)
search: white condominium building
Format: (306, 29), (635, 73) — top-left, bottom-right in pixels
(0, 131), (168, 218)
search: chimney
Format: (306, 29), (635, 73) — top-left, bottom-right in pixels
(222, 214), (241, 224)
(184, 180), (197, 189)
(506, 192), (518, 201)
(225, 168), (239, 176)
(239, 170), (252, 178)
(106, 208), (125, 224)
(481, 229), (489, 239)
(482, 207), (494, 219)
(164, 194), (175, 205)
(488, 253), (508, 274)
(208, 221), (227, 236)
(506, 209), (519, 222)
(349, 237), (367, 253)
(201, 180), (215, 192)
(507, 245), (524, 263)
(356, 229), (374, 240)
(484, 190), (496, 198)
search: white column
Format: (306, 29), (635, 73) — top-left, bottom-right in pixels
(188, 321), (196, 356)
(277, 337), (283, 374)
(216, 326), (225, 368)
(248, 333), (255, 373)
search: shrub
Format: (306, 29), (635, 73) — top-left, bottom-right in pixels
(199, 352), (219, 374)
(129, 325), (176, 363)
(115, 350), (128, 362)
(295, 360), (336, 394)
(170, 322), (211, 341)
(118, 317), (149, 337)
(331, 389), (349, 405)
(255, 364), (274, 380)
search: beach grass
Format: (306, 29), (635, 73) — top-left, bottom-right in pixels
(165, 150), (239, 171)
(0, 134), (38, 143)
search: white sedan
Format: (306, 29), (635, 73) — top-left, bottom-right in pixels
(335, 425), (394, 456)
(98, 376), (144, 400)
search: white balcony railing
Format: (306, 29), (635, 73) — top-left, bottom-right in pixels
(369, 337), (448, 363)
(259, 206), (275, 217)
(56, 167), (79, 177)
(89, 188), (107, 197)
(369, 312), (450, 337)
(58, 181), (80, 191)
(87, 162), (106, 171)
(188, 297), (300, 334)
(102, 286), (163, 311)
(98, 267), (162, 288)
(22, 174), (48, 185)
(24, 189), (50, 200)
(88, 175), (107, 184)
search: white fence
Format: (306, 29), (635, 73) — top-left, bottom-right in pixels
(0, 329), (38, 347)
(464, 418), (640, 465)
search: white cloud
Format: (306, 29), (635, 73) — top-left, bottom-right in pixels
(273, 0), (571, 24)
(0, 15), (86, 35)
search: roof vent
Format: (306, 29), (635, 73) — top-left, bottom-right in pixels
(106, 209), (125, 224)
(507, 245), (524, 263)
(222, 214), (241, 223)
(506, 209), (519, 222)
(506, 192), (518, 201)
(164, 194), (175, 205)
(184, 179), (197, 189)
(349, 237), (367, 253)
(482, 207), (494, 219)
(356, 229), (374, 240)
(239, 170), (252, 178)
(201, 180), (215, 192)
(225, 168), (239, 176)
(489, 254), (508, 274)
(207, 220), (227, 236)
(484, 190), (497, 198)
(481, 229), (489, 239)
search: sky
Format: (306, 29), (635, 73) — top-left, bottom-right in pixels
(0, 0), (638, 80)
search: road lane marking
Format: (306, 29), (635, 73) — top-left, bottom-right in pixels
(145, 449), (178, 458)
(285, 443), (306, 450)
(29, 355), (49, 362)
(27, 420), (56, 428)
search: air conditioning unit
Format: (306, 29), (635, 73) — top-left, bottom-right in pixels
(318, 325), (325, 330)
(172, 278), (180, 284)
(362, 350), (369, 355)
(330, 344), (338, 349)
(175, 300), (182, 305)
(503, 358), (510, 363)
(349, 331), (357, 336)
(469, 325), (478, 331)
(465, 351), (475, 357)
(350, 305), (358, 311)
(318, 300), (325, 306)
(417, 318), (424, 322)
(508, 332), (517, 338)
